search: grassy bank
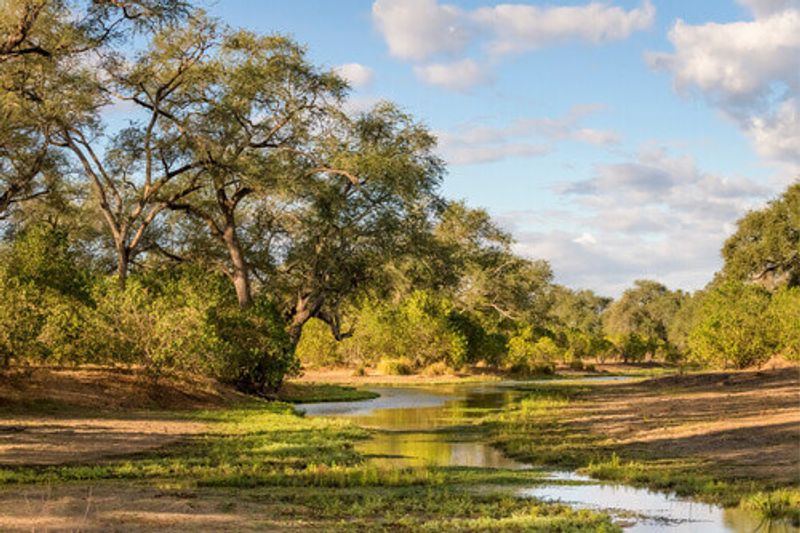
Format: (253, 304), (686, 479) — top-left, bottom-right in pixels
(486, 368), (800, 525)
(0, 388), (617, 531)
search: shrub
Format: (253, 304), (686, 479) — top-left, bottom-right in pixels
(377, 357), (414, 375)
(0, 274), (45, 367)
(507, 328), (562, 374)
(768, 287), (800, 361)
(421, 361), (450, 376)
(210, 298), (298, 393)
(295, 318), (343, 368)
(688, 281), (775, 368)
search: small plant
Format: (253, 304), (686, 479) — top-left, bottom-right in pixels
(742, 490), (800, 525)
(377, 357), (414, 376)
(421, 361), (450, 376)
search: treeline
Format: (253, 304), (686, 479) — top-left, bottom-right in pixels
(1, 0), (446, 391)
(297, 183), (799, 373)
(1, 2), (797, 392)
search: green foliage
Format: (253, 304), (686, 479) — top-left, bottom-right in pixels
(297, 291), (471, 371)
(377, 357), (415, 376)
(688, 282), (776, 368)
(211, 298), (298, 393)
(2, 225), (90, 300)
(721, 182), (800, 290)
(507, 328), (559, 374)
(0, 274), (44, 366)
(767, 286), (800, 360)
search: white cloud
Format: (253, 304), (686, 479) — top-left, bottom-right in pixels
(372, 0), (472, 61)
(334, 63), (374, 89)
(508, 146), (774, 296)
(440, 140), (551, 165)
(647, 12), (800, 105)
(474, 1), (655, 55)
(372, 0), (655, 90)
(414, 59), (488, 91)
(437, 105), (620, 165)
(747, 98), (800, 163)
(647, 4), (800, 167)
(737, 0), (800, 16)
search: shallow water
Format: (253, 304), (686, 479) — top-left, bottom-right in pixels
(300, 382), (797, 532)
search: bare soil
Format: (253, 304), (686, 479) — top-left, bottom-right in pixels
(0, 484), (297, 532)
(0, 367), (247, 466)
(568, 366), (800, 483)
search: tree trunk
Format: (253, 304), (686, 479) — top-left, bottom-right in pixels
(115, 240), (129, 289)
(222, 226), (252, 308)
(287, 293), (321, 347)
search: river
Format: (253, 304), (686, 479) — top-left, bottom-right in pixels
(300, 381), (797, 532)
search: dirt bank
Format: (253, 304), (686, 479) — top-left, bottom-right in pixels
(523, 366), (800, 484)
(0, 367), (248, 466)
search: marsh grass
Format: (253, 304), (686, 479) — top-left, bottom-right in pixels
(0, 396), (619, 530)
(741, 490), (800, 527)
(277, 383), (379, 403)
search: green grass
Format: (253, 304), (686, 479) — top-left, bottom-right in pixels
(277, 382), (379, 403)
(0, 396), (618, 531)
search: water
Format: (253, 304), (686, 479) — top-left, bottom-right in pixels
(300, 382), (798, 532)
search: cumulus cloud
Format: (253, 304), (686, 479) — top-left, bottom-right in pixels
(372, 0), (472, 61)
(334, 63), (374, 88)
(437, 105), (620, 165)
(647, 3), (800, 167)
(508, 147), (774, 295)
(372, 0), (655, 90)
(474, 1), (655, 55)
(747, 98), (800, 162)
(737, 0), (800, 16)
(414, 59), (487, 91)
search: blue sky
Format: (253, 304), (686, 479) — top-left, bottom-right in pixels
(201, 0), (799, 296)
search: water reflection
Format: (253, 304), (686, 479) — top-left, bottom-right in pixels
(300, 382), (798, 532)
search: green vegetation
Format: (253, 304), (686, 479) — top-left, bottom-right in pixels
(277, 383), (380, 403)
(1, 0), (798, 397)
(0, 397), (618, 531)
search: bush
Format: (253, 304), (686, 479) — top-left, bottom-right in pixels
(295, 317), (343, 368)
(377, 357), (414, 375)
(769, 287), (800, 361)
(421, 361), (450, 376)
(0, 274), (46, 367)
(507, 328), (562, 374)
(210, 297), (298, 393)
(688, 281), (775, 368)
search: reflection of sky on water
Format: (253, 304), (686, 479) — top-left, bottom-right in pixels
(303, 381), (797, 532)
(520, 479), (795, 533)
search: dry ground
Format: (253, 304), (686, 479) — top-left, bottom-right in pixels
(0, 484), (304, 532)
(565, 367), (800, 482)
(0, 368), (247, 466)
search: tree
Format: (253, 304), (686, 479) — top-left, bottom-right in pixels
(603, 280), (686, 361)
(434, 202), (553, 329)
(157, 30), (444, 344)
(51, 15), (211, 286)
(158, 29), (349, 309)
(687, 281), (776, 368)
(721, 181), (800, 290)
(1, 0), (188, 220)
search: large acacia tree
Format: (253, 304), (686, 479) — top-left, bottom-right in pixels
(136, 24), (446, 344)
(1, 0), (187, 222)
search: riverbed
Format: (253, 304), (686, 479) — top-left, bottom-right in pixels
(300, 381), (797, 532)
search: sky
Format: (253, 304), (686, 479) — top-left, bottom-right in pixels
(200, 0), (800, 297)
